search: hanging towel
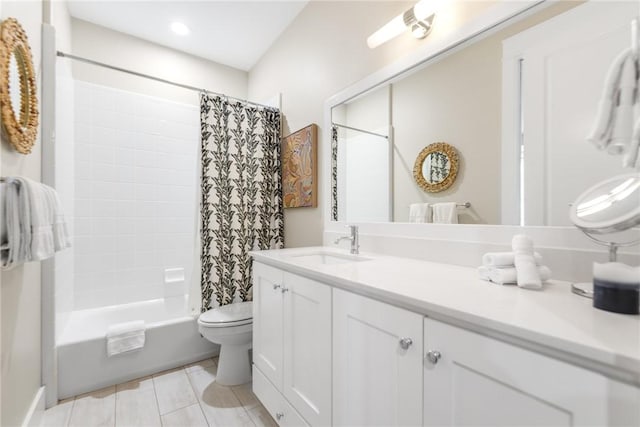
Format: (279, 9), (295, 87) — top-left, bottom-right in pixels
(0, 177), (71, 270)
(106, 320), (146, 357)
(47, 187), (72, 251)
(409, 203), (431, 223)
(488, 265), (552, 285)
(1, 178), (32, 269)
(26, 178), (57, 261)
(432, 202), (458, 224)
(588, 47), (640, 168)
(482, 251), (543, 267)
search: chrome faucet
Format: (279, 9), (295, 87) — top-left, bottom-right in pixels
(334, 225), (359, 255)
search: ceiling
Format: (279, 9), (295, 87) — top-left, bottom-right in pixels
(67, 1), (309, 71)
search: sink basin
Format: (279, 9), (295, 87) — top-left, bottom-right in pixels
(291, 252), (370, 265)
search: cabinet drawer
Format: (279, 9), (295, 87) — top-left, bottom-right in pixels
(253, 365), (309, 427)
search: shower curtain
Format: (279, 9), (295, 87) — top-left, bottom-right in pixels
(199, 94), (284, 311)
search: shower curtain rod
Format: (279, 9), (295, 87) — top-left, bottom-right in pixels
(332, 122), (389, 139)
(56, 51), (278, 111)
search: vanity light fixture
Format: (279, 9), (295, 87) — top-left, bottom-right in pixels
(170, 21), (190, 36)
(367, 0), (440, 49)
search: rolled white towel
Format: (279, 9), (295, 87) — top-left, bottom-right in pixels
(489, 266), (552, 285)
(482, 251), (543, 267)
(409, 203), (431, 223)
(512, 235), (542, 289)
(106, 320), (146, 357)
(477, 265), (491, 281)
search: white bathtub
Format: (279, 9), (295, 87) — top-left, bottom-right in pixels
(57, 297), (218, 399)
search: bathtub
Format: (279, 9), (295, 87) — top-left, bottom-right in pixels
(57, 297), (218, 399)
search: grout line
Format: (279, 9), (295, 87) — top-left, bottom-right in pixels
(149, 374), (163, 426)
(113, 382), (117, 427)
(229, 387), (258, 427)
(184, 367), (212, 427)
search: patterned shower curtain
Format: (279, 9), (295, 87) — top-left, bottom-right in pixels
(200, 94), (284, 311)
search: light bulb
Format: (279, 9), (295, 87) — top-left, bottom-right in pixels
(170, 22), (190, 36)
(367, 15), (406, 49)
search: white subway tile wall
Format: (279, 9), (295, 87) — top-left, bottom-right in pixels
(73, 81), (199, 310)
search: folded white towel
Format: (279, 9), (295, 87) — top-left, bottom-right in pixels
(482, 251), (543, 267)
(432, 202), (458, 224)
(489, 265), (552, 285)
(409, 203), (431, 223)
(512, 235), (542, 289)
(106, 320), (146, 357)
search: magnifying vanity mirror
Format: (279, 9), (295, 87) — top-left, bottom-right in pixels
(330, 1), (639, 226)
(413, 142), (458, 193)
(0, 17), (39, 154)
(570, 173), (640, 260)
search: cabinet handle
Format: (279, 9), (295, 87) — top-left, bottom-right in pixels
(281, 287), (289, 293)
(273, 283), (281, 290)
(399, 337), (413, 350)
(276, 412), (284, 420)
(426, 350), (442, 364)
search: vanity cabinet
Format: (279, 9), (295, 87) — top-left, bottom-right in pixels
(253, 262), (332, 426)
(423, 318), (640, 427)
(253, 259), (640, 427)
(332, 288), (424, 426)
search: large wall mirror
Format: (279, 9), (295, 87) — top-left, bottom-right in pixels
(330, 1), (636, 226)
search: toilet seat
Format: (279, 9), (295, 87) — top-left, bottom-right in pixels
(199, 301), (253, 328)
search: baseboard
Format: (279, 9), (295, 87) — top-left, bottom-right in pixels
(22, 386), (45, 427)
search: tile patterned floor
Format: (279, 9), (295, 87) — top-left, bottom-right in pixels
(42, 358), (277, 427)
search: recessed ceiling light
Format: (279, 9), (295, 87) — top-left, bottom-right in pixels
(170, 22), (190, 36)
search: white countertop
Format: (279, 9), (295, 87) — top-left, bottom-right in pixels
(251, 247), (640, 385)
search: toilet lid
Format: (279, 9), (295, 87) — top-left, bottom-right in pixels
(199, 301), (253, 325)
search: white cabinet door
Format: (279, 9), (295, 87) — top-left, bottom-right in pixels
(333, 288), (423, 426)
(253, 262), (284, 389)
(282, 273), (332, 426)
(423, 318), (614, 426)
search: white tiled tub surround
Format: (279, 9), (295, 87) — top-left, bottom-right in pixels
(72, 81), (199, 309)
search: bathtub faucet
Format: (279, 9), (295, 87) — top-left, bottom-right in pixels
(334, 225), (359, 255)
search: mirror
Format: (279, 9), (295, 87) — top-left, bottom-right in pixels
(331, 1), (638, 226)
(0, 17), (39, 154)
(413, 142), (458, 193)
(570, 173), (640, 235)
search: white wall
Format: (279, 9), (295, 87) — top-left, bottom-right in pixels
(1, 2), (43, 425)
(248, 0), (500, 247)
(69, 18), (247, 104)
(72, 82), (199, 309)
(249, 1), (415, 247)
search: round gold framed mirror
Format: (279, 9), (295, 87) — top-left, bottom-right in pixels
(0, 18), (39, 154)
(413, 142), (459, 193)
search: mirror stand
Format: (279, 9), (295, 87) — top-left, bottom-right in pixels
(580, 231), (640, 263)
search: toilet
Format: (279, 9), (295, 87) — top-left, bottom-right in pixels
(198, 301), (253, 386)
